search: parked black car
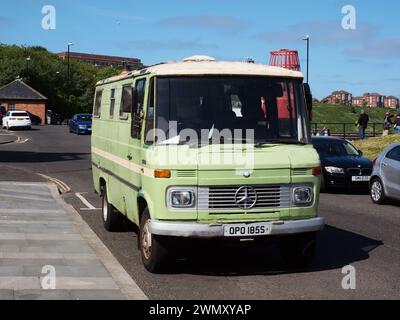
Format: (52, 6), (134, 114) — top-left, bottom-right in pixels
(26, 112), (42, 125)
(312, 137), (373, 191)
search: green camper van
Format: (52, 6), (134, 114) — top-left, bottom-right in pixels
(91, 56), (324, 273)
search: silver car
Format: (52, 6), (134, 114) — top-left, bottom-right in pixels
(370, 142), (400, 204)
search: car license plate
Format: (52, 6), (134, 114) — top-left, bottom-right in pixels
(352, 176), (370, 182)
(224, 223), (271, 237)
(88, 128), (92, 131)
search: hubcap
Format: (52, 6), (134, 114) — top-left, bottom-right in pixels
(141, 219), (152, 260)
(102, 195), (108, 222)
(371, 181), (382, 202)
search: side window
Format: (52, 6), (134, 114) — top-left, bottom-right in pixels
(120, 85), (133, 119)
(144, 78), (155, 144)
(109, 89), (116, 118)
(131, 78), (146, 139)
(387, 146), (400, 162)
(93, 90), (103, 117)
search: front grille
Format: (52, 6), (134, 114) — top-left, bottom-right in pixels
(198, 185), (291, 211)
(347, 168), (372, 176)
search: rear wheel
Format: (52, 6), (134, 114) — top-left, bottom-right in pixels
(101, 186), (124, 231)
(139, 208), (169, 273)
(370, 178), (386, 204)
(279, 232), (317, 269)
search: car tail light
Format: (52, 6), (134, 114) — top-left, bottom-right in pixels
(312, 167), (322, 176)
(9, 118), (16, 120)
(372, 158), (377, 167)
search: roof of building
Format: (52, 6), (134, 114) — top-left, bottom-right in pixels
(97, 58), (304, 85)
(385, 96), (399, 100)
(332, 90), (351, 94)
(57, 52), (141, 63)
(0, 79), (47, 101)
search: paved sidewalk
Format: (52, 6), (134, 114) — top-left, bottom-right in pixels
(0, 182), (147, 300)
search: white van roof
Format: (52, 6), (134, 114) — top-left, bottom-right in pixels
(97, 59), (304, 85)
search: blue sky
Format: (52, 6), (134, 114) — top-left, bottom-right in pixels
(0, 0), (399, 99)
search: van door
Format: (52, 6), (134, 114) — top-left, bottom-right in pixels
(123, 77), (147, 224)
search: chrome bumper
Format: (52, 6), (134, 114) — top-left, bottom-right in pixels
(149, 217), (325, 238)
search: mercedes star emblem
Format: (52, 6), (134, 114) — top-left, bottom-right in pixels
(235, 186), (258, 209)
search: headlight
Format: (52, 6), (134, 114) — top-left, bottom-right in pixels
(167, 188), (196, 209)
(79, 125), (86, 129)
(292, 186), (313, 206)
(325, 166), (345, 174)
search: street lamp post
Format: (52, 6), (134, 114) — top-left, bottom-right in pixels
(26, 56), (31, 79)
(67, 42), (73, 81)
(303, 35), (310, 84)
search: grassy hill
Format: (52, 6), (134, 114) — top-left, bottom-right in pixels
(312, 104), (398, 134)
(353, 135), (400, 159)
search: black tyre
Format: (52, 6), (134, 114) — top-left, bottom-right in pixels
(139, 208), (168, 273)
(320, 174), (327, 193)
(101, 186), (123, 232)
(370, 178), (386, 205)
(279, 232), (317, 269)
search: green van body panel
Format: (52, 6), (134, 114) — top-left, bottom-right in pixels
(91, 69), (321, 232)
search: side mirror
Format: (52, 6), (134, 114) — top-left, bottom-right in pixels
(304, 83), (313, 122)
(358, 149), (363, 156)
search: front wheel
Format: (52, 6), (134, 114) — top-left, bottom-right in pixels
(101, 186), (124, 231)
(139, 208), (169, 273)
(279, 232), (317, 269)
(370, 178), (386, 204)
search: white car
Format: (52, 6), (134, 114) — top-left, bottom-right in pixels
(2, 111), (32, 130)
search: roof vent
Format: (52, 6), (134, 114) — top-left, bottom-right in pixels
(183, 55), (216, 62)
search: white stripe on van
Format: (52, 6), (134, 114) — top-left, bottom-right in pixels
(92, 147), (155, 178)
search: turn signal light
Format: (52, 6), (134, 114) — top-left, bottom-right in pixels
(154, 169), (171, 179)
(312, 167), (322, 176)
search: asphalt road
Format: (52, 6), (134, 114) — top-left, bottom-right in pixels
(1, 126), (399, 300)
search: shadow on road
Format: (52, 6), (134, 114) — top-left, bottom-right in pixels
(158, 225), (383, 276)
(0, 151), (89, 163)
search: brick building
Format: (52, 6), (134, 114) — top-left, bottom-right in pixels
(351, 96), (365, 107)
(327, 90), (353, 105)
(0, 79), (47, 125)
(57, 52), (143, 69)
(383, 96), (399, 109)
(363, 92), (384, 108)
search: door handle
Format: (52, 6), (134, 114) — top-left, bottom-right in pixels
(127, 155), (133, 161)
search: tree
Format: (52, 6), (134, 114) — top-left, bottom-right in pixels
(0, 44), (121, 120)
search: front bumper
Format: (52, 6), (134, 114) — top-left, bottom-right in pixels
(149, 217), (325, 238)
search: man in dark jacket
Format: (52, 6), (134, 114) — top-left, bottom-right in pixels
(356, 110), (369, 140)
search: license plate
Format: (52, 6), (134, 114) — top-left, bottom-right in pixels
(352, 176), (370, 182)
(224, 223), (271, 237)
(88, 128), (92, 131)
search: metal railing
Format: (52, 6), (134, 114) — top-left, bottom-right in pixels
(311, 123), (384, 139)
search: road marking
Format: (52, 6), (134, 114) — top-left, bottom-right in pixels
(75, 192), (100, 210)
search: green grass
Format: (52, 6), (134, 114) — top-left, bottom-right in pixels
(352, 135), (400, 160)
(312, 104), (397, 134)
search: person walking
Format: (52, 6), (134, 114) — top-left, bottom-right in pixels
(383, 112), (394, 136)
(356, 110), (369, 140)
(395, 113), (400, 134)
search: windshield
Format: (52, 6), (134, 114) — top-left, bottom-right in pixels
(313, 139), (360, 157)
(77, 115), (92, 121)
(148, 76), (310, 145)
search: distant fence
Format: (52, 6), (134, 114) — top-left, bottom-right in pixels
(311, 123), (384, 140)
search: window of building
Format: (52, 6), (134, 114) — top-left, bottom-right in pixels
(110, 88), (116, 118)
(8, 104), (16, 111)
(93, 90), (103, 117)
(120, 85), (133, 119)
